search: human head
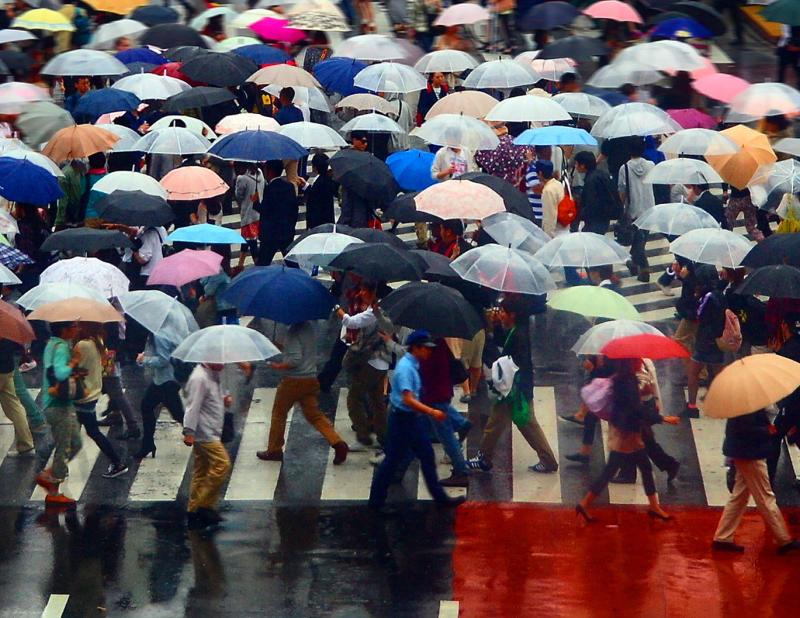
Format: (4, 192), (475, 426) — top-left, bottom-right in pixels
(51, 321), (78, 340)
(693, 264), (720, 295)
(721, 267), (746, 287)
(781, 312), (800, 340)
(499, 295), (527, 328)
(619, 83), (638, 101)
(534, 145), (552, 161)
(430, 72), (446, 88)
(764, 114), (790, 133)
(405, 329), (436, 360)
(559, 72), (579, 93)
(87, 151), (106, 169)
(75, 76), (91, 95)
(588, 264), (614, 284)
(279, 87), (295, 106)
(312, 152), (329, 176)
(358, 281), (378, 305)
(115, 36), (132, 52)
(574, 151), (596, 173)
(439, 219), (463, 242)
(629, 138), (646, 159)
(263, 160), (283, 180)
(351, 131), (368, 151)
(535, 159), (554, 182)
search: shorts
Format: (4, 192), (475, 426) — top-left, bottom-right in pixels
(241, 221), (260, 241)
(460, 329), (486, 370)
(691, 346), (724, 365)
(673, 319), (697, 354)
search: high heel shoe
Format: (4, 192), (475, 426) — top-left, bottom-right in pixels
(134, 446), (156, 460)
(575, 504), (596, 523)
(647, 510), (673, 521)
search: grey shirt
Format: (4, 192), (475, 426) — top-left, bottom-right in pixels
(182, 365), (225, 443)
(283, 321), (317, 378)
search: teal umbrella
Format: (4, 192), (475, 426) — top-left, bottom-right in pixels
(762, 0), (800, 25)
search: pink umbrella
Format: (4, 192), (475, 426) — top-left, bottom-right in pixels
(667, 108), (717, 129)
(584, 0), (643, 23)
(433, 3), (491, 27)
(250, 17), (305, 43)
(692, 73), (750, 104)
(160, 167), (229, 201)
(414, 179), (505, 220)
(147, 249), (222, 288)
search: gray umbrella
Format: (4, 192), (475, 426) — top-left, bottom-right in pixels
(16, 102), (74, 148)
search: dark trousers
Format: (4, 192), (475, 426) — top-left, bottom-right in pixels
(631, 229), (650, 272)
(76, 403), (121, 467)
(617, 425), (677, 478)
(582, 220), (610, 235)
(369, 411), (449, 508)
(318, 338), (348, 391)
(777, 48), (800, 87)
(756, 208), (772, 239)
(582, 412), (598, 446)
(141, 381), (184, 449)
(590, 449), (657, 496)
(257, 237), (291, 266)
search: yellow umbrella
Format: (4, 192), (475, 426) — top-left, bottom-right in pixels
(27, 297), (123, 323)
(703, 353), (800, 419)
(425, 91), (498, 120)
(707, 124), (777, 189)
(83, 0), (149, 15)
(42, 125), (119, 164)
(12, 8), (75, 32)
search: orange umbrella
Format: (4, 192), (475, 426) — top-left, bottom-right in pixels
(83, 0), (148, 14)
(160, 166), (229, 201)
(27, 297), (123, 323)
(0, 299), (34, 345)
(42, 124), (119, 164)
(706, 124), (776, 189)
(425, 91), (498, 120)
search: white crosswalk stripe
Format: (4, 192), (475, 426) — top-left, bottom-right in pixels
(512, 387), (561, 503)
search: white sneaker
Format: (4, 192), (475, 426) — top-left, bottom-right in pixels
(657, 282), (674, 297)
(369, 450), (385, 466)
(19, 360), (37, 373)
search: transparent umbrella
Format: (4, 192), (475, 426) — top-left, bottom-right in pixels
(669, 228), (753, 268)
(658, 128), (740, 157)
(726, 82), (800, 123)
(450, 244), (556, 294)
(614, 40), (706, 72)
(481, 211), (551, 254)
(748, 159), (800, 197)
(111, 73), (190, 100)
(634, 203), (720, 235)
(644, 158), (723, 185)
(0, 82), (51, 114)
(551, 92), (611, 119)
(530, 57), (577, 82)
(41, 49), (127, 76)
(571, 319), (663, 355)
(172, 325), (279, 363)
(88, 18), (147, 49)
(0, 263), (20, 285)
(93, 171), (168, 198)
(340, 113), (404, 135)
(102, 124), (142, 152)
(336, 93), (395, 115)
(414, 49), (478, 74)
(285, 231), (363, 267)
(278, 121), (348, 149)
(773, 137), (800, 158)
(118, 289), (199, 346)
(334, 34), (407, 62)
(485, 95), (572, 123)
(17, 282), (107, 309)
(463, 59), (540, 90)
(412, 113), (499, 151)
(131, 127), (211, 155)
(534, 232), (630, 268)
(353, 62), (426, 93)
(591, 102), (682, 139)
(39, 257), (130, 298)
(586, 61), (663, 88)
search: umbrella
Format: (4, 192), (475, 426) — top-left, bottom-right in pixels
(208, 130), (307, 163)
(94, 190), (173, 226)
(0, 138), (30, 155)
(93, 171), (168, 199)
(381, 281), (483, 339)
(586, 61), (663, 88)
(411, 249), (457, 280)
(181, 53), (257, 88)
(459, 172), (532, 220)
(0, 300), (34, 345)
(386, 150), (437, 191)
(329, 149), (399, 203)
(513, 126), (597, 146)
(451, 245), (555, 295)
(485, 95), (571, 123)
(740, 234), (800, 268)
(190, 6), (237, 30)
(17, 101), (75, 147)
(339, 113), (404, 135)
(415, 179), (505, 220)
(482, 211), (551, 254)
(131, 127), (211, 156)
(166, 224), (246, 245)
(42, 125), (119, 164)
(12, 8), (74, 32)
(670, 228), (753, 268)
(334, 34), (407, 62)
(112, 73), (190, 101)
(140, 24), (206, 49)
(735, 265), (800, 299)
(0, 245), (33, 269)
(16, 282), (107, 310)
(73, 88), (140, 119)
(215, 113), (279, 135)
(538, 35), (610, 61)
(414, 50), (478, 74)
(40, 228), (134, 254)
(707, 125), (777, 189)
(413, 114), (499, 151)
(534, 232), (630, 269)
(130, 5), (179, 26)
(232, 44), (290, 66)
(530, 58), (578, 82)
(547, 286), (639, 320)
(165, 46), (208, 63)
(313, 57), (368, 96)
(433, 3), (490, 26)
(39, 257), (130, 297)
(162, 86), (236, 112)
(424, 91), (498, 120)
(329, 243), (423, 281)
(614, 40), (706, 71)
(354, 62), (426, 94)
(289, 11), (349, 32)
(285, 231), (363, 267)
(172, 324), (279, 363)
(571, 319), (662, 355)
(658, 128), (739, 157)
(249, 17), (305, 44)
(147, 249), (222, 288)
(0, 150), (62, 177)
(248, 64), (320, 88)
(223, 265), (334, 323)
(89, 19), (148, 49)
(230, 8), (282, 30)
(27, 298), (122, 323)
(149, 115), (216, 138)
(651, 16), (711, 39)
(749, 159), (800, 201)
(116, 47), (166, 66)
(601, 333), (689, 360)
(520, 1), (580, 30)
(0, 263), (20, 285)
(160, 166), (228, 201)
(0, 28), (37, 44)
(592, 102), (682, 139)
(0, 157), (63, 204)
(348, 227), (408, 250)
(0, 82), (51, 115)
(382, 192), (440, 224)
(773, 137), (800, 158)
(633, 202), (720, 235)
(692, 73), (749, 104)
(644, 158), (723, 185)
(671, 1), (726, 36)
(703, 354), (800, 419)
(261, 84), (331, 114)
(118, 289), (198, 345)
(726, 83), (800, 122)
(278, 122), (348, 149)
(41, 50), (127, 77)
(667, 108), (716, 129)
(463, 59), (539, 90)
(584, 0), (643, 22)
(762, 0), (800, 26)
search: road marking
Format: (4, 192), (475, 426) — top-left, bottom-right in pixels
(786, 438), (800, 483)
(31, 426), (107, 502)
(41, 594), (69, 618)
(128, 420), (191, 502)
(438, 600), (459, 618)
(0, 426), (16, 466)
(512, 387), (561, 503)
(690, 416), (735, 507)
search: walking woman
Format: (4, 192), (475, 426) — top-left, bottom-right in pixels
(576, 358), (675, 522)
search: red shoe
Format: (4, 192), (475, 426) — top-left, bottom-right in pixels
(36, 472), (58, 495)
(45, 493), (76, 508)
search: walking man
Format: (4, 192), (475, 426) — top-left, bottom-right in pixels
(0, 337), (34, 457)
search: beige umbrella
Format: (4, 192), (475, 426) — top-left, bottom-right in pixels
(42, 125), (119, 164)
(247, 64), (321, 88)
(336, 93), (395, 115)
(215, 113), (279, 135)
(425, 90), (498, 120)
(702, 354), (800, 419)
(27, 297), (123, 323)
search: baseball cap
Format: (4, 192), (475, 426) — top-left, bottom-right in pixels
(535, 159), (554, 176)
(405, 330), (436, 348)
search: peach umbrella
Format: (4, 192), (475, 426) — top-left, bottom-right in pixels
(0, 299), (34, 344)
(707, 124), (776, 189)
(692, 73), (750, 104)
(414, 179), (505, 220)
(247, 64), (320, 88)
(215, 113), (279, 135)
(425, 91), (498, 120)
(42, 124), (119, 164)
(160, 166), (229, 201)
(27, 297), (123, 323)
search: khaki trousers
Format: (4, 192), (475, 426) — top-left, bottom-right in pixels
(713, 458), (792, 546)
(267, 377), (342, 453)
(0, 371), (33, 452)
(480, 399), (557, 469)
(347, 363), (387, 442)
(188, 441), (231, 513)
(45, 406), (81, 481)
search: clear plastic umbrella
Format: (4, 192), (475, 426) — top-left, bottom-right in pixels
(16, 102), (74, 147)
(586, 61), (663, 88)
(112, 73), (190, 101)
(614, 40), (706, 72)
(353, 62), (426, 93)
(172, 325), (279, 363)
(0, 263), (20, 285)
(88, 19), (147, 49)
(39, 257), (130, 298)
(0, 28), (37, 44)
(530, 57), (576, 82)
(633, 203), (721, 235)
(482, 211), (551, 254)
(749, 159), (800, 196)
(131, 127), (211, 155)
(278, 121), (348, 149)
(340, 113), (404, 134)
(0, 82), (52, 114)
(669, 228), (753, 268)
(485, 95), (572, 123)
(415, 179), (505, 220)
(261, 84), (331, 112)
(334, 34), (407, 62)
(41, 49), (127, 76)
(551, 92), (611, 119)
(462, 59), (540, 90)
(773, 137), (800, 158)
(285, 231), (363, 267)
(644, 158), (723, 185)
(150, 115), (217, 139)
(16, 282), (107, 309)
(101, 124), (143, 152)
(0, 150), (63, 177)
(591, 102), (682, 139)
(93, 171), (168, 199)
(571, 319), (662, 355)
(412, 113), (500, 150)
(0, 138), (31, 155)
(450, 244), (556, 294)
(336, 93), (395, 115)
(414, 49), (478, 74)
(118, 289), (198, 346)
(534, 232), (630, 269)
(658, 129), (740, 157)
(215, 113), (279, 135)
(726, 82), (800, 123)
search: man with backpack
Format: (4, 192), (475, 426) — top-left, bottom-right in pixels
(575, 151), (621, 235)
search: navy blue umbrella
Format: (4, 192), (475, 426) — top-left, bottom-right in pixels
(208, 130), (307, 162)
(130, 6), (180, 26)
(223, 265), (335, 324)
(0, 157), (63, 204)
(313, 57), (368, 96)
(650, 17), (711, 39)
(520, 0), (580, 30)
(116, 48), (167, 66)
(73, 88), (140, 119)
(232, 44), (290, 66)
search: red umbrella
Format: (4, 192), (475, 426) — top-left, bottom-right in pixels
(0, 299), (35, 345)
(601, 334), (689, 360)
(151, 63), (203, 87)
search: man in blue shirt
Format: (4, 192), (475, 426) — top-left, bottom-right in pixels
(275, 87), (304, 126)
(369, 331), (467, 513)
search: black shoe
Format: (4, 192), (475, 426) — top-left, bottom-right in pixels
(115, 428), (141, 441)
(97, 413), (123, 427)
(626, 260), (638, 277)
(369, 503), (401, 516)
(637, 270), (651, 283)
(356, 435), (374, 447)
(559, 414), (585, 426)
(712, 540), (745, 553)
(684, 405), (700, 419)
(457, 420), (472, 443)
(575, 504), (596, 523)
(777, 540), (800, 555)
(196, 507), (224, 525)
(528, 462), (558, 473)
(134, 445), (156, 460)
(666, 461), (680, 484)
(610, 474), (636, 484)
(436, 495), (466, 507)
(102, 463), (129, 479)
(565, 453), (590, 464)
(439, 474), (469, 488)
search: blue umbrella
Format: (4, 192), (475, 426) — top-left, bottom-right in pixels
(313, 57), (368, 96)
(130, 5), (179, 26)
(386, 150), (437, 191)
(0, 245), (33, 269)
(582, 86), (628, 106)
(208, 130), (307, 162)
(167, 224), (246, 245)
(650, 17), (712, 39)
(514, 126), (597, 147)
(223, 265), (335, 324)
(0, 157), (63, 204)
(73, 88), (140, 119)
(232, 44), (290, 66)
(116, 48), (168, 66)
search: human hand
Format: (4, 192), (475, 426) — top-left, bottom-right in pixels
(136, 353), (145, 365)
(431, 408), (446, 422)
(183, 434), (194, 446)
(663, 416), (680, 425)
(223, 395), (233, 408)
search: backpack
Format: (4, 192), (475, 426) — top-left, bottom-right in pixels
(557, 176), (577, 227)
(716, 308), (743, 353)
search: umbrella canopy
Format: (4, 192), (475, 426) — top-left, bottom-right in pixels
(601, 333), (689, 360)
(591, 102), (682, 139)
(334, 34), (407, 62)
(94, 190), (173, 226)
(584, 0), (643, 23)
(215, 113), (279, 135)
(12, 8), (74, 32)
(288, 9), (349, 32)
(450, 244), (556, 294)
(182, 52), (257, 88)
(762, 0), (800, 26)
(459, 172), (532, 220)
(633, 202), (720, 235)
(707, 124), (777, 189)
(140, 24), (206, 48)
(16, 282), (107, 310)
(0, 28), (37, 44)
(382, 281), (483, 339)
(0, 157), (63, 204)
(116, 47), (166, 66)
(586, 61), (663, 88)
(329, 149), (399, 203)
(749, 160), (800, 203)
(40, 228), (134, 254)
(118, 289), (198, 345)
(223, 265), (335, 323)
(93, 170), (167, 199)
(148, 115), (216, 138)
(89, 19), (147, 49)
(147, 249), (222, 288)
(727, 83), (800, 122)
(463, 59), (539, 90)
(248, 64), (320, 88)
(414, 113), (499, 151)
(285, 231), (363, 267)
(232, 44), (290, 65)
(735, 265), (800, 299)
(165, 46), (207, 63)
(538, 35), (610, 61)
(382, 192), (435, 224)
(534, 232), (630, 269)
(411, 249), (458, 280)
(353, 62), (426, 94)
(670, 228), (753, 268)
(414, 50), (478, 74)
(27, 297), (122, 323)
(703, 354), (800, 419)
(159, 166), (228, 201)
(131, 5), (179, 26)
(740, 234), (800, 268)
(73, 88), (140, 119)
(530, 58), (577, 82)
(277, 122), (348, 150)
(208, 129), (307, 162)
(514, 126), (596, 146)
(348, 227), (408, 250)
(162, 86), (236, 112)
(433, 3), (490, 26)
(667, 108), (716, 130)
(424, 91), (498, 120)
(328, 243), (424, 282)
(485, 95), (571, 123)
(172, 325), (279, 364)
(671, 1), (726, 36)
(658, 128), (739, 157)
(41, 49), (126, 77)
(39, 257), (129, 297)
(131, 127), (211, 156)
(0, 263), (20, 285)
(261, 84), (331, 113)
(548, 286), (639, 320)
(571, 319), (662, 355)
(249, 17), (304, 44)
(166, 224), (245, 245)
(0, 82), (51, 115)
(339, 112), (404, 135)
(691, 73), (749, 104)
(0, 245), (33, 269)
(644, 158), (723, 185)
(521, 1), (580, 30)
(414, 179), (505, 220)
(16, 101), (74, 147)
(0, 299), (34, 345)
(651, 16), (711, 38)
(772, 137), (800, 158)
(614, 40), (706, 72)
(313, 57), (368, 96)
(386, 150), (437, 191)
(482, 211), (551, 254)
(42, 125), (119, 163)
(112, 73), (190, 100)
(0, 150), (62, 177)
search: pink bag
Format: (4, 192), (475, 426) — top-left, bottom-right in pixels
(580, 377), (614, 421)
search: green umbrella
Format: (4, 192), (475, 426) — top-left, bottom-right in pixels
(16, 101), (74, 148)
(547, 286), (640, 321)
(763, 0), (800, 26)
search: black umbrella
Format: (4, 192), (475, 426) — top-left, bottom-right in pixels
(40, 228), (134, 254)
(740, 234), (800, 268)
(538, 35), (610, 60)
(411, 249), (458, 279)
(328, 243), (425, 282)
(672, 1), (726, 36)
(130, 5), (180, 26)
(735, 265), (800, 299)
(181, 53), (258, 88)
(459, 172), (532, 220)
(166, 46), (210, 63)
(163, 86), (237, 113)
(287, 223), (356, 252)
(646, 10), (691, 26)
(381, 281), (483, 339)
(520, 1), (580, 31)
(348, 227), (408, 250)
(330, 149), (400, 204)
(0, 50), (32, 75)
(94, 190), (174, 227)
(383, 192), (442, 224)
(140, 25), (208, 49)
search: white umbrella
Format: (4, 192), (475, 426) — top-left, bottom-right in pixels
(117, 290), (198, 346)
(131, 127), (212, 155)
(726, 82), (800, 123)
(285, 231), (363, 267)
(415, 179), (505, 220)
(340, 113), (404, 134)
(215, 112), (279, 135)
(16, 282), (107, 310)
(215, 36), (260, 51)
(586, 61), (663, 88)
(0, 82), (52, 114)
(336, 93), (395, 115)
(190, 6), (237, 31)
(773, 137), (800, 158)
(748, 159), (800, 197)
(658, 128), (740, 157)
(0, 28), (37, 44)
(412, 113), (499, 151)
(41, 49), (128, 77)
(0, 263), (21, 285)
(172, 325), (280, 363)
(334, 34), (407, 62)
(39, 257), (130, 298)
(644, 158), (723, 185)
(278, 122), (348, 149)
(485, 95), (572, 123)
(481, 211), (551, 254)
(0, 138), (30, 154)
(88, 19), (146, 49)
(353, 62), (426, 94)
(534, 232), (630, 269)
(530, 58), (577, 82)
(93, 171), (168, 199)
(552, 92), (611, 119)
(149, 115), (217, 139)
(633, 203), (721, 235)
(112, 73), (190, 100)
(261, 84), (331, 113)
(248, 64), (321, 88)
(571, 319), (663, 355)
(0, 150), (63, 177)
(414, 50), (479, 74)
(463, 59), (540, 90)
(451, 244), (557, 294)
(669, 228), (753, 268)
(614, 40), (707, 72)
(591, 102), (682, 139)
(101, 124), (142, 152)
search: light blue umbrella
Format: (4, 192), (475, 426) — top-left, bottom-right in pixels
(167, 224), (245, 245)
(514, 126), (597, 147)
(118, 290), (198, 346)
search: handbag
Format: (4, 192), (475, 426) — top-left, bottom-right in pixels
(449, 354), (469, 386)
(580, 377), (614, 421)
(556, 175), (578, 227)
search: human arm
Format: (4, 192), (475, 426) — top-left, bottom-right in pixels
(402, 390), (446, 421)
(340, 308), (378, 330)
(541, 183), (558, 236)
(181, 375), (205, 444)
(51, 341), (79, 382)
(141, 336), (171, 369)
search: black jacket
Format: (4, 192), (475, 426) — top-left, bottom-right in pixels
(580, 168), (620, 224)
(723, 410), (774, 460)
(494, 322), (533, 400)
(777, 336), (800, 440)
(416, 83), (449, 125)
(305, 173), (337, 229)
(256, 177), (298, 245)
(695, 290), (726, 355)
(694, 191), (729, 230)
(0, 339), (21, 373)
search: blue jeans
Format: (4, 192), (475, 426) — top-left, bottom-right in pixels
(397, 404), (469, 477)
(369, 411), (449, 508)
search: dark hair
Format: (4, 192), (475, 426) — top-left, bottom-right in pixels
(441, 218), (463, 237)
(574, 151), (597, 171)
(629, 138), (646, 158)
(590, 264), (614, 280)
(559, 72), (578, 87)
(169, 118), (187, 128)
(50, 321), (75, 337)
(609, 358), (643, 432)
(87, 152), (106, 168)
(351, 130), (368, 142)
(619, 83), (637, 97)
(264, 160), (284, 177)
(499, 295), (528, 323)
(765, 114), (790, 131)
(279, 87), (295, 102)
(312, 152), (329, 175)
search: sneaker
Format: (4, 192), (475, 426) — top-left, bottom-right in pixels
(565, 453), (590, 464)
(459, 393), (473, 404)
(102, 463), (129, 479)
(637, 271), (651, 283)
(357, 435), (374, 447)
(684, 405), (700, 419)
(466, 451), (492, 472)
(657, 282), (674, 296)
(711, 540), (745, 553)
(528, 462), (558, 473)
(369, 450), (385, 466)
(439, 474), (469, 488)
